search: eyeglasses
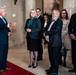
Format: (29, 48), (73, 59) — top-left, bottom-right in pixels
(61, 13), (66, 14)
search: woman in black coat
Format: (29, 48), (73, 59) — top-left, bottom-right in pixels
(24, 9), (41, 68)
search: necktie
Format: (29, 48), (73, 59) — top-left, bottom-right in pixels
(1, 17), (6, 24)
(45, 19), (55, 42)
(47, 19), (55, 31)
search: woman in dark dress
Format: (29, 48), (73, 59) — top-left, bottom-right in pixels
(43, 13), (49, 48)
(24, 9), (41, 68)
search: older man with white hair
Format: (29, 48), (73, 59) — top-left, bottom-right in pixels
(0, 6), (11, 74)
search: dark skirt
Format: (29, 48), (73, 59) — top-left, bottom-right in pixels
(27, 37), (39, 51)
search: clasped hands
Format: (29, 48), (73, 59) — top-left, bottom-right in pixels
(70, 34), (76, 40)
(9, 21), (17, 27)
(43, 32), (49, 38)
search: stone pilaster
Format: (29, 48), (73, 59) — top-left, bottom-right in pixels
(63, 0), (76, 17)
(25, 0), (36, 19)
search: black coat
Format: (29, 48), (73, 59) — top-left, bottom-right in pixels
(24, 18), (41, 39)
(38, 15), (44, 38)
(68, 13), (76, 37)
(0, 17), (10, 44)
(45, 18), (63, 47)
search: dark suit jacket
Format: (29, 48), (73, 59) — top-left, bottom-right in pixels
(45, 18), (63, 47)
(24, 18), (41, 39)
(68, 13), (76, 37)
(38, 15), (44, 38)
(0, 17), (10, 44)
(38, 15), (44, 29)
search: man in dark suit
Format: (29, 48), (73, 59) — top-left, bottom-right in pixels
(44, 9), (63, 75)
(0, 6), (11, 74)
(36, 8), (44, 61)
(68, 13), (76, 73)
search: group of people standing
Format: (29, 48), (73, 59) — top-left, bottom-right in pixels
(0, 2), (76, 75)
(0, 5), (76, 75)
(25, 7), (76, 75)
(24, 8), (44, 68)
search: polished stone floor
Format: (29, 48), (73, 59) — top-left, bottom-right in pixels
(7, 44), (75, 75)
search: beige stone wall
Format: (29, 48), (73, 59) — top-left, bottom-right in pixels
(0, 0), (25, 47)
(44, 0), (53, 14)
(11, 0), (24, 46)
(0, 0), (76, 48)
(36, 0), (43, 13)
(63, 0), (76, 17)
(25, 0), (36, 19)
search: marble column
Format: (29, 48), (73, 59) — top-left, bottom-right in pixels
(10, 0), (25, 47)
(25, 0), (36, 19)
(1, 0), (25, 47)
(0, 0), (1, 7)
(63, 0), (76, 17)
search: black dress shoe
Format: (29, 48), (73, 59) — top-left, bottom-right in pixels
(37, 58), (43, 61)
(6, 67), (11, 70)
(63, 63), (66, 67)
(28, 63), (34, 68)
(0, 70), (4, 74)
(47, 73), (58, 75)
(68, 68), (75, 72)
(46, 71), (51, 74)
(45, 69), (51, 72)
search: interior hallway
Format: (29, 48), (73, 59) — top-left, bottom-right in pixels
(7, 44), (75, 75)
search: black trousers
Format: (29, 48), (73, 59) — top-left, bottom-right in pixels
(38, 39), (43, 59)
(0, 44), (8, 70)
(48, 43), (61, 73)
(71, 40), (76, 69)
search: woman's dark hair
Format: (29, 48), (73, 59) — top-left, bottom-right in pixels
(60, 9), (69, 20)
(43, 13), (50, 21)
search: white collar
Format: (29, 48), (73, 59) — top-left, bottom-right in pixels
(37, 15), (40, 18)
(52, 18), (58, 21)
(0, 16), (3, 18)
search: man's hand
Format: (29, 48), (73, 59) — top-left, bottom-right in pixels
(26, 28), (31, 32)
(45, 35), (49, 38)
(43, 32), (45, 37)
(9, 21), (17, 27)
(8, 32), (11, 36)
(70, 34), (76, 40)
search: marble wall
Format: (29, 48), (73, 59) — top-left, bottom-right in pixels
(63, 0), (76, 17)
(44, 0), (53, 14)
(0, 0), (25, 47)
(0, 0), (76, 48)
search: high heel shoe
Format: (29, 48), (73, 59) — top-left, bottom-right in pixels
(33, 63), (38, 68)
(28, 65), (32, 68)
(28, 62), (34, 68)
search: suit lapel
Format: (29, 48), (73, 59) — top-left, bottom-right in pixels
(29, 18), (37, 28)
(0, 17), (7, 24)
(50, 19), (59, 29)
